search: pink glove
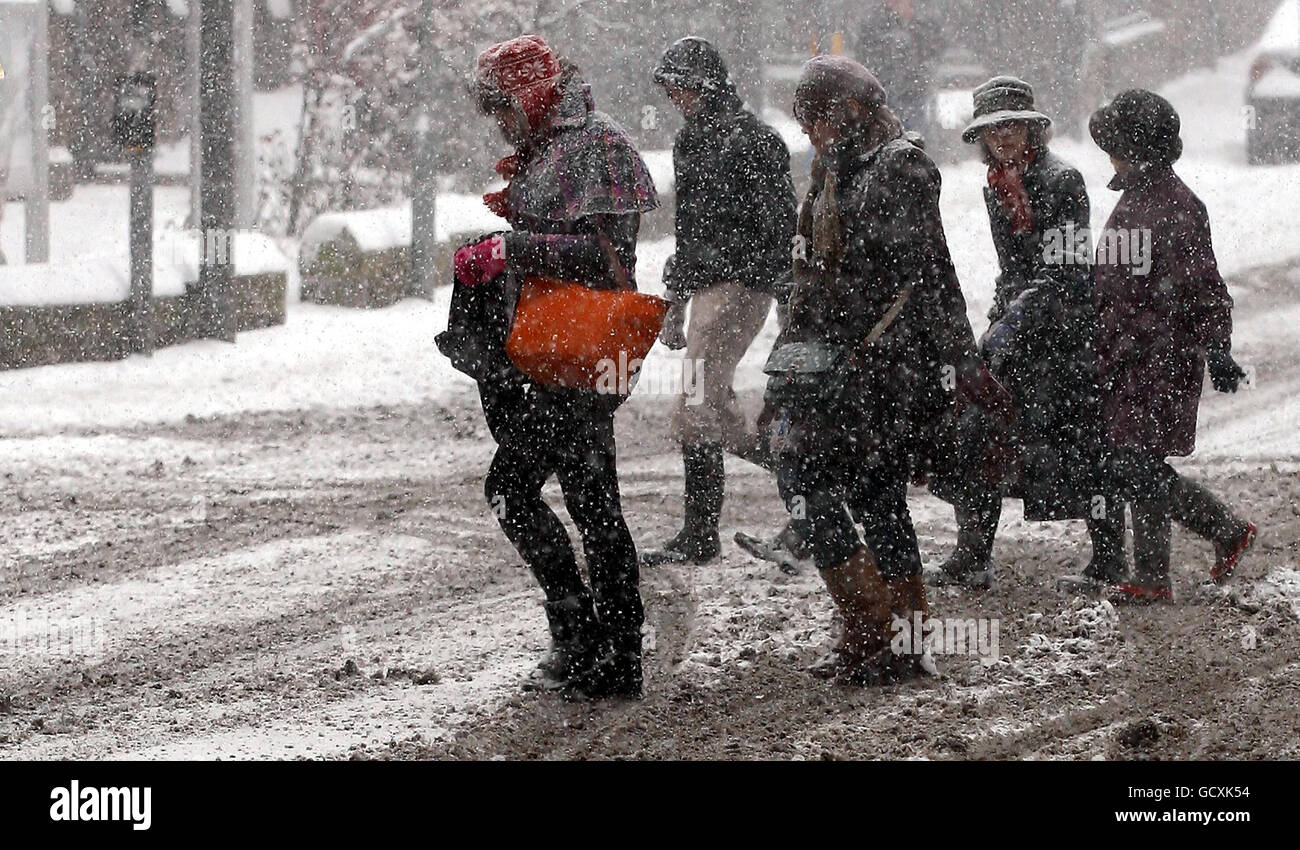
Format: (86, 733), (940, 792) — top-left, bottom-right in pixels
(453, 236), (507, 286)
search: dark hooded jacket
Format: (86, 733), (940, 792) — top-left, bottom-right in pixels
(667, 85), (797, 300)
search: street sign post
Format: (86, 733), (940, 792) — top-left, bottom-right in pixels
(0, 0), (51, 263)
(113, 70), (157, 356)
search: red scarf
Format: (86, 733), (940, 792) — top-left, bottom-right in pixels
(482, 154), (519, 218)
(987, 149), (1036, 235)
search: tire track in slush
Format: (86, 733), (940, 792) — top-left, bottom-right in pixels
(0, 529), (546, 758)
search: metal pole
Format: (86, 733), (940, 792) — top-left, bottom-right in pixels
(196, 0), (236, 342)
(26, 0), (50, 263)
(128, 146), (154, 355)
(188, 0), (201, 226)
(233, 0), (255, 229)
(409, 0), (438, 300)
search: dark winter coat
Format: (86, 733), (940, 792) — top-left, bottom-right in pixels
(776, 124), (979, 472)
(442, 72), (658, 445)
(1094, 164), (1233, 457)
(667, 88), (797, 300)
(980, 147), (1104, 518)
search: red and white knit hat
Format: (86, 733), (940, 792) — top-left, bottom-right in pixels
(475, 35), (563, 130)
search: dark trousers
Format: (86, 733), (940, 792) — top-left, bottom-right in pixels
(929, 469), (1127, 574)
(481, 384), (643, 643)
(777, 448), (921, 579)
(1103, 448), (1242, 539)
(1101, 446), (1245, 583)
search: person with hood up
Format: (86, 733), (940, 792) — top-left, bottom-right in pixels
(440, 35), (658, 698)
(639, 37), (798, 567)
(1086, 89), (1257, 604)
(767, 55), (1011, 683)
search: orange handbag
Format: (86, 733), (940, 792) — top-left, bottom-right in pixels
(506, 276), (668, 390)
(504, 234), (668, 390)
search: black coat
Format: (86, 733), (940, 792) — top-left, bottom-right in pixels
(980, 147), (1104, 518)
(777, 126), (979, 474)
(667, 90), (797, 300)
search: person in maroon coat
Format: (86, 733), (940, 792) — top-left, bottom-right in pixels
(1088, 90), (1257, 604)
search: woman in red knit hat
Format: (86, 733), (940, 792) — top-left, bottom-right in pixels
(438, 35), (657, 700)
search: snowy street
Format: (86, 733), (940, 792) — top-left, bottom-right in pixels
(0, 252), (1297, 758)
(2, 28), (1299, 760)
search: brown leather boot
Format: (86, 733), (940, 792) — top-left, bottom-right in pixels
(884, 574), (938, 680)
(815, 546), (893, 684)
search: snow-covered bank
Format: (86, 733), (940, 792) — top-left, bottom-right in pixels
(0, 298), (476, 435)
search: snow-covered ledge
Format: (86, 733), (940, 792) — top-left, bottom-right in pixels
(298, 199), (506, 308)
(0, 234), (290, 370)
(0, 231), (288, 307)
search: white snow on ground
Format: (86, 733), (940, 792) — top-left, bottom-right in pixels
(0, 299), (476, 434)
(0, 532), (431, 667)
(1, 531), (544, 760)
(1259, 0), (1299, 54)
(0, 52), (1299, 759)
(642, 149), (675, 194)
(1254, 567), (1300, 618)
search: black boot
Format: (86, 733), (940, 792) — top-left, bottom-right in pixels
(775, 518), (812, 560)
(524, 594), (602, 692)
(1059, 497), (1129, 593)
(924, 494), (999, 589)
(735, 518), (810, 575)
(641, 442), (723, 566)
(1107, 498), (1173, 604)
(562, 630), (643, 701)
(1169, 476), (1256, 583)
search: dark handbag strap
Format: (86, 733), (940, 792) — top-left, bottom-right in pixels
(819, 281), (916, 405)
(598, 233), (632, 291)
(860, 281), (915, 350)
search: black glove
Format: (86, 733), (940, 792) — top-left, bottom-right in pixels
(1207, 350), (1245, 393)
(980, 287), (1039, 371)
(661, 253), (677, 287)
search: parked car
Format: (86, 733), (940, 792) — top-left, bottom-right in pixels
(1247, 0), (1300, 165)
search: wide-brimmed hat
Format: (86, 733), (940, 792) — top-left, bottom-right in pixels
(961, 76), (1052, 143)
(1089, 89), (1183, 167)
